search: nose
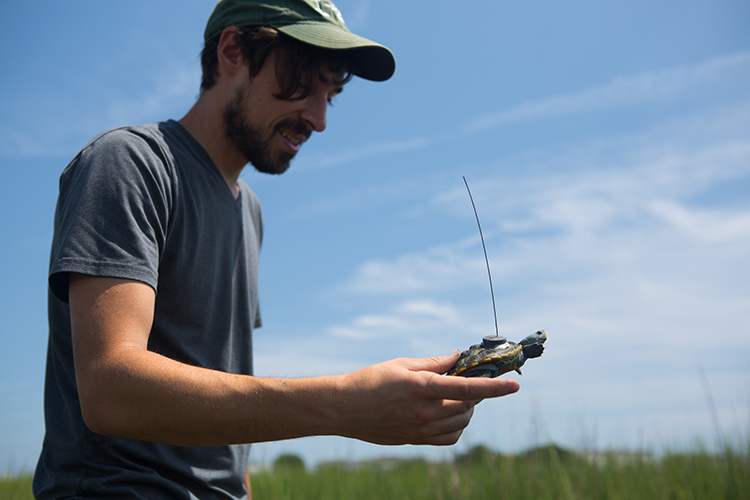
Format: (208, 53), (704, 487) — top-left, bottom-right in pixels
(300, 93), (328, 133)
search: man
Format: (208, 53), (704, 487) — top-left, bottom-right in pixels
(33, 1), (520, 498)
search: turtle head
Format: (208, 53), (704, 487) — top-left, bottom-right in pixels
(515, 330), (547, 373)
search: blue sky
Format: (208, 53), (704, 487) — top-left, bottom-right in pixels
(1, 0), (749, 472)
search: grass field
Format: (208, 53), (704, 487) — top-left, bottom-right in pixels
(3, 442), (748, 499)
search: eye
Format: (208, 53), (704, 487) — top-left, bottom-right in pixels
(327, 87), (343, 106)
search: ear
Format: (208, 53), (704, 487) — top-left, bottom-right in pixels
(216, 26), (244, 77)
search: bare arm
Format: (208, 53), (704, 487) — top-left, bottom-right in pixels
(71, 274), (519, 447)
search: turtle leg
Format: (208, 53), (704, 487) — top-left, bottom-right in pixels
(514, 352), (529, 374)
(520, 332), (546, 361)
(522, 343), (544, 359)
(458, 364), (500, 378)
(520, 330), (547, 352)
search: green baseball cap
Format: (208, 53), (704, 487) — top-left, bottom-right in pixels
(204, 0), (396, 81)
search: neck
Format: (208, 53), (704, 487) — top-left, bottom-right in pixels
(179, 90), (246, 198)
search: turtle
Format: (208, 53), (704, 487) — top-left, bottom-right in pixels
(447, 330), (547, 378)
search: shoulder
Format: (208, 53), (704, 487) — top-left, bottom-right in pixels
(79, 123), (172, 167)
(61, 123), (180, 192)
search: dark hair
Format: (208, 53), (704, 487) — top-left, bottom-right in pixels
(200, 26), (352, 98)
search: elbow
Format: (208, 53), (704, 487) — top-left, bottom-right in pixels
(79, 401), (114, 437)
(77, 377), (131, 438)
(78, 389), (114, 436)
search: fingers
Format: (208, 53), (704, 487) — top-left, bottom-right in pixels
(409, 401), (476, 446)
(396, 354), (521, 401)
(424, 371), (520, 401)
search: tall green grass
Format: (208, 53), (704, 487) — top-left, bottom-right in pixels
(0, 473), (33, 500)
(251, 443), (749, 500)
(3, 442), (748, 499)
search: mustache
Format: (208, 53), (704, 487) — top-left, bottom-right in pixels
(275, 118), (312, 141)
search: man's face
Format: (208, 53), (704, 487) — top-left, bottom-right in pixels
(222, 52), (345, 175)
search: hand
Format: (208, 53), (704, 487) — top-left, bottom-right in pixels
(336, 352), (519, 446)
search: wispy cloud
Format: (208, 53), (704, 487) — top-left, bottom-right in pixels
(301, 135), (440, 169)
(338, 117), (750, 302)
(341, 240), (486, 294)
(464, 51), (750, 132)
(328, 299), (461, 340)
(648, 200), (750, 243)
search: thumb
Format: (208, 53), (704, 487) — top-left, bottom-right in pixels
(407, 350), (462, 374)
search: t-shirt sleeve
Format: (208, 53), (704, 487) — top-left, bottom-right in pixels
(49, 128), (172, 302)
(240, 180), (264, 330)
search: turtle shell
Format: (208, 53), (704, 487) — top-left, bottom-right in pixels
(448, 330), (547, 378)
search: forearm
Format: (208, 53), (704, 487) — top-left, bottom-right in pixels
(79, 347), (344, 446)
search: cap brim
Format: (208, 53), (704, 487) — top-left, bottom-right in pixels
(277, 22), (395, 82)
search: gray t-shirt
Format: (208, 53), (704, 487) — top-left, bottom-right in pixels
(34, 120), (262, 499)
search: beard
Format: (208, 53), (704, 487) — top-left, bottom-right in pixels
(222, 85), (310, 175)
